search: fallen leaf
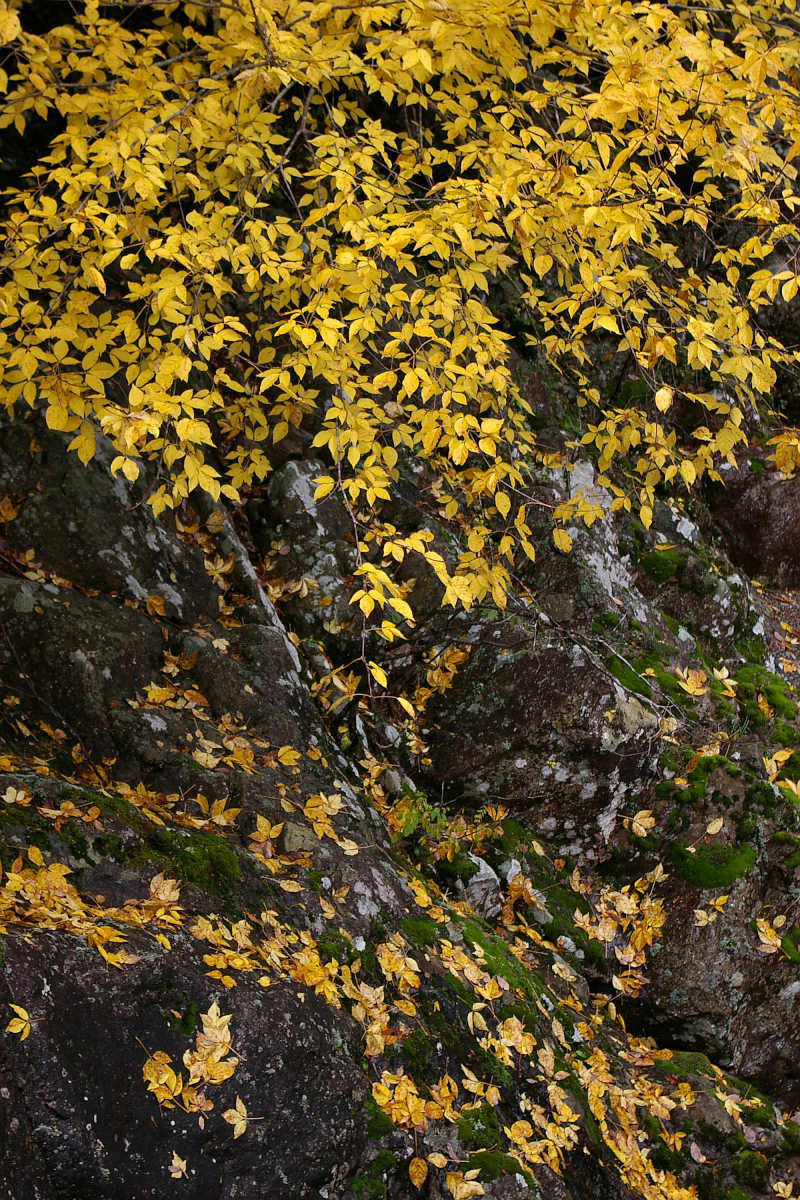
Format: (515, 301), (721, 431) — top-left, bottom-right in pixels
(169, 1151), (187, 1179)
(409, 1157), (428, 1188)
(5, 1004), (31, 1041)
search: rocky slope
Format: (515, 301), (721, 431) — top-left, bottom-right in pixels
(0, 409), (798, 1200)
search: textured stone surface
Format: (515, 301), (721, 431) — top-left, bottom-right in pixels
(1, 415), (799, 1198)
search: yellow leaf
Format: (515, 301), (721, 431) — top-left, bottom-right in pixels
(409, 1157), (428, 1188)
(68, 422), (96, 466)
(553, 528), (572, 554)
(277, 746), (301, 766)
(222, 1095), (249, 1138)
(0, 8), (22, 43)
(631, 809), (655, 838)
(654, 387), (674, 412)
(368, 661), (388, 688)
(5, 1004), (31, 1041)
(314, 476), (336, 500)
(705, 817), (724, 836)
(427, 1152), (448, 1168)
(169, 1152), (187, 1179)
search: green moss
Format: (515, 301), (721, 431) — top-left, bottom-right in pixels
(365, 1094), (394, 1139)
(538, 887), (606, 967)
(733, 635), (767, 665)
(780, 926), (800, 962)
(165, 1000), (199, 1036)
(496, 818), (530, 856)
(0, 801), (56, 866)
(317, 928), (357, 965)
(640, 1111), (690, 1173)
(465, 1151), (534, 1186)
(591, 612), (622, 635)
(57, 822), (89, 859)
(608, 655), (652, 699)
(735, 665), (797, 725)
(746, 1098), (776, 1128)
(0, 789), (239, 899)
(780, 1118), (800, 1152)
(641, 548), (688, 583)
(458, 918), (545, 1003)
(696, 1184), (750, 1200)
(637, 651), (693, 704)
(400, 1029), (433, 1077)
(437, 853), (478, 884)
(351, 1149), (397, 1199)
(669, 754), (743, 808)
(399, 916), (441, 948)
(306, 869), (323, 892)
(417, 982), (513, 1092)
(734, 816), (758, 843)
(93, 833), (126, 861)
(654, 1050), (715, 1080)
(560, 1066), (603, 1146)
(457, 1103), (502, 1151)
(745, 780), (778, 815)
(782, 840), (800, 868)
(733, 1150), (769, 1191)
(668, 842), (757, 888)
(135, 826), (240, 896)
(659, 747), (683, 774)
(773, 719), (800, 747)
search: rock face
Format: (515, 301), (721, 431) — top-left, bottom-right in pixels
(710, 463), (800, 588)
(0, 934), (367, 1200)
(1, 413), (799, 1200)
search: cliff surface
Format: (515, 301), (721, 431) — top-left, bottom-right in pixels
(1, 410), (798, 1200)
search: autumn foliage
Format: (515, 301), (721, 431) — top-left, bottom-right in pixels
(1, 0), (800, 624)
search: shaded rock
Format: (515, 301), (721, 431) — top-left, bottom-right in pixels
(424, 625), (660, 857)
(0, 931), (367, 1200)
(0, 415), (217, 623)
(0, 576), (163, 761)
(710, 463), (800, 587)
(637, 861), (800, 1105)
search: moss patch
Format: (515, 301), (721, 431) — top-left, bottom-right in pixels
(465, 1150), (535, 1186)
(640, 548), (688, 583)
(668, 841), (757, 888)
(608, 655), (653, 700)
(733, 1149), (769, 1191)
(780, 926), (800, 962)
(458, 917), (545, 1004)
(135, 825), (240, 897)
(654, 1050), (716, 1080)
(457, 1103), (502, 1151)
(400, 1029), (433, 1078)
(365, 1094), (393, 1139)
(735, 665), (797, 726)
(399, 916), (442, 948)
(351, 1149), (397, 1199)
(781, 1118), (800, 1153)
